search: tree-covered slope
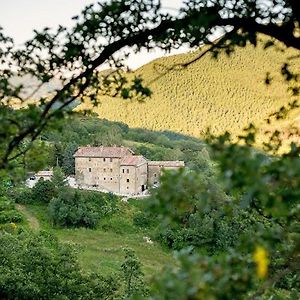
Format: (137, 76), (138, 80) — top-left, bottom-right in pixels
(91, 35), (299, 137)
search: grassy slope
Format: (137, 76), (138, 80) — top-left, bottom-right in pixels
(24, 199), (174, 279)
(90, 35), (299, 138)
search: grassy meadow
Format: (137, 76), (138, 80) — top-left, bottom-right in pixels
(83, 35), (300, 139)
(22, 198), (175, 279)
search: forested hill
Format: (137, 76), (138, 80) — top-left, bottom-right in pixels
(89, 34), (299, 138)
(43, 116), (214, 176)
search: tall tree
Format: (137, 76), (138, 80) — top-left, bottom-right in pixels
(51, 166), (67, 189)
(62, 142), (78, 175)
(0, 0), (299, 171)
(120, 248), (147, 297)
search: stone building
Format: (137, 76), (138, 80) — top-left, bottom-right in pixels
(147, 161), (185, 186)
(74, 146), (184, 195)
(35, 170), (53, 181)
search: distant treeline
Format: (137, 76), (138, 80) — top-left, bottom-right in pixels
(42, 114), (214, 176)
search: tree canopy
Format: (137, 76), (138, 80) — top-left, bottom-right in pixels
(0, 0), (299, 171)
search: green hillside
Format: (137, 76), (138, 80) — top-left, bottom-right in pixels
(21, 198), (174, 279)
(91, 35), (299, 138)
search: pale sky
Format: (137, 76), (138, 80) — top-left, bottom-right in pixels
(0, 0), (186, 69)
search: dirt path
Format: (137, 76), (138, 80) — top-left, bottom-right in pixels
(15, 204), (40, 230)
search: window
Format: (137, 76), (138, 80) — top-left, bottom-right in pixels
(154, 173), (157, 177)
(127, 179), (130, 183)
(110, 178), (112, 181)
(122, 169), (125, 173)
(88, 168), (91, 172)
(110, 158), (113, 162)
(104, 177), (106, 180)
(127, 169), (129, 174)
(110, 168), (113, 172)
(104, 168), (106, 172)
(103, 158), (106, 162)
(89, 158), (91, 161)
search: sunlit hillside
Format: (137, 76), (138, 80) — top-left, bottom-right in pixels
(89, 35), (299, 138)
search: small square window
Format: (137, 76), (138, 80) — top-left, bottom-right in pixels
(104, 177), (106, 180)
(110, 168), (113, 172)
(122, 169), (125, 173)
(127, 179), (129, 183)
(88, 168), (91, 172)
(110, 178), (112, 181)
(103, 158), (106, 162)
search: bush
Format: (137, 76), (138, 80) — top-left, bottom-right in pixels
(133, 212), (155, 228)
(0, 222), (19, 233)
(0, 231), (119, 300)
(32, 180), (56, 203)
(48, 188), (99, 228)
(120, 248), (148, 298)
(9, 187), (34, 204)
(0, 197), (15, 211)
(79, 190), (120, 219)
(0, 210), (23, 224)
(0, 196), (24, 225)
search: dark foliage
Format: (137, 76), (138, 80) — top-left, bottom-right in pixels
(10, 187), (34, 204)
(48, 188), (118, 228)
(31, 180), (56, 203)
(44, 115), (213, 174)
(0, 231), (118, 300)
(0, 193), (24, 226)
(133, 211), (156, 228)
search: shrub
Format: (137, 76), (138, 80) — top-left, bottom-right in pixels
(0, 197), (15, 211)
(0, 197), (24, 225)
(80, 190), (119, 216)
(120, 248), (148, 298)
(32, 180), (56, 203)
(0, 231), (119, 299)
(133, 212), (155, 228)
(0, 210), (23, 224)
(48, 188), (99, 228)
(9, 187), (34, 204)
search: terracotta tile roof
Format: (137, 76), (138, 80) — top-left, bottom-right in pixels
(73, 146), (134, 158)
(120, 155), (147, 166)
(148, 161), (185, 167)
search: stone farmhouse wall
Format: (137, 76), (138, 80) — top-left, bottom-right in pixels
(147, 161), (185, 186)
(74, 147), (184, 195)
(75, 156), (122, 193)
(120, 162), (147, 194)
